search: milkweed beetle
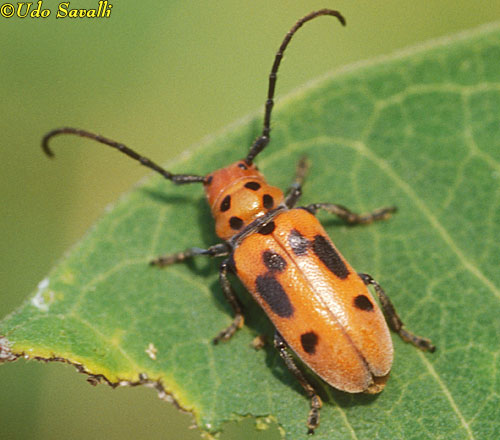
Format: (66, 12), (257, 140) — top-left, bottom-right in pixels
(41, 9), (436, 434)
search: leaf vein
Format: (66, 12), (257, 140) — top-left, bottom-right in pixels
(418, 351), (476, 440)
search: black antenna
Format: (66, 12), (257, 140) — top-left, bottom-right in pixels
(42, 127), (205, 184)
(245, 9), (346, 164)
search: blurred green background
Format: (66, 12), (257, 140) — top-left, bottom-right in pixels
(2, 1), (500, 439)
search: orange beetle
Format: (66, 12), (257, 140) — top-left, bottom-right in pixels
(42, 9), (435, 434)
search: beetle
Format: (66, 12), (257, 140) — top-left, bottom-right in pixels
(41, 9), (435, 434)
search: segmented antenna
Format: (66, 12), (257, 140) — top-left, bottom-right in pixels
(245, 9), (346, 164)
(42, 127), (205, 184)
(42, 10), (345, 178)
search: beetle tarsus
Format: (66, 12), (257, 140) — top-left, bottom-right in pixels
(305, 203), (397, 225)
(212, 314), (244, 345)
(150, 243), (229, 267)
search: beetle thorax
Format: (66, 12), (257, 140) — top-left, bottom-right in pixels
(203, 161), (284, 240)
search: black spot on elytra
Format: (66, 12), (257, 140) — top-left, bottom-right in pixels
(263, 194), (274, 209)
(288, 229), (309, 256)
(238, 162), (248, 170)
(245, 181), (261, 191)
(255, 274), (294, 318)
(220, 195), (231, 212)
(262, 250), (287, 272)
(354, 294), (374, 311)
(312, 235), (349, 279)
(258, 221), (275, 235)
(300, 331), (319, 354)
(229, 216), (244, 230)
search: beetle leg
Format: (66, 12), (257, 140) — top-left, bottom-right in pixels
(358, 273), (436, 352)
(285, 156), (310, 208)
(150, 243), (229, 267)
(212, 258), (245, 344)
(304, 203), (397, 225)
(274, 331), (322, 435)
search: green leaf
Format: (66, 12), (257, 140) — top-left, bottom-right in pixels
(2, 23), (500, 439)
